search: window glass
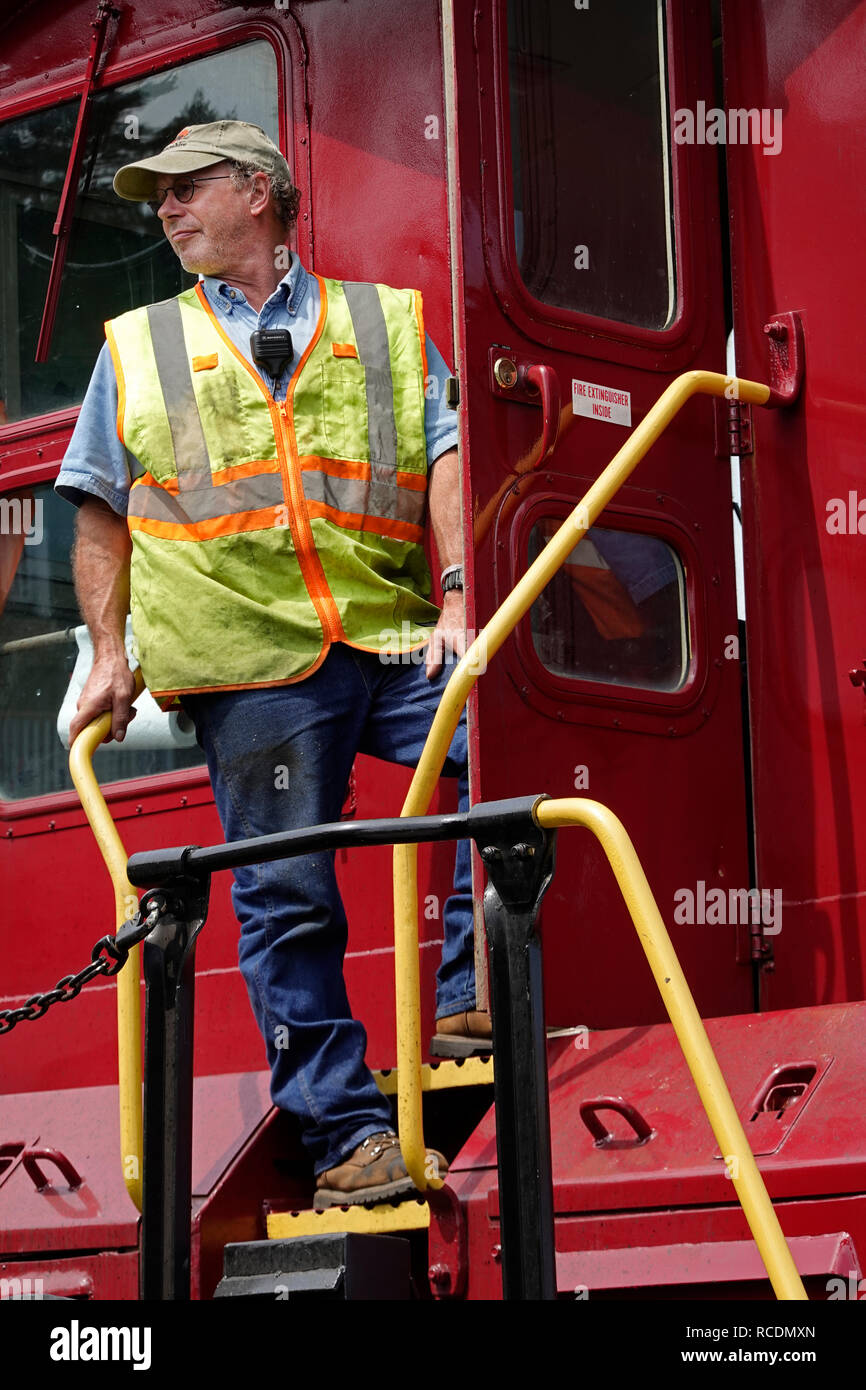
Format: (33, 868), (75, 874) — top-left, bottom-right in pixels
(0, 484), (203, 801)
(0, 41), (279, 423)
(529, 523), (688, 691)
(507, 0), (675, 329)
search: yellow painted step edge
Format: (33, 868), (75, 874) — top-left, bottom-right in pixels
(373, 1056), (494, 1096)
(267, 1199), (430, 1239)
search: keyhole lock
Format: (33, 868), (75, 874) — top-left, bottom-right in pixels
(493, 356), (518, 389)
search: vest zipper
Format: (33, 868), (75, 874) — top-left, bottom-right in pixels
(272, 397), (344, 644)
(191, 279), (344, 647)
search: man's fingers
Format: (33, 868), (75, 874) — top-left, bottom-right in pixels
(425, 623), (469, 679)
(425, 626), (445, 680)
(70, 672), (138, 745)
(110, 701), (135, 743)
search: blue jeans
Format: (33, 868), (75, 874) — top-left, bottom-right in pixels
(182, 643), (474, 1174)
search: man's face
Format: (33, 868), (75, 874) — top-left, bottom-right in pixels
(153, 162), (251, 275)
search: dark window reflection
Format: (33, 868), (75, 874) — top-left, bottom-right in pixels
(0, 485), (203, 801)
(529, 523), (688, 691)
(0, 41), (279, 423)
(508, 0), (675, 328)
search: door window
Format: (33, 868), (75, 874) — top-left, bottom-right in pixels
(507, 0), (675, 329)
(528, 522), (688, 691)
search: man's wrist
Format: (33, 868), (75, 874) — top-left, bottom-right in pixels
(91, 635), (130, 663)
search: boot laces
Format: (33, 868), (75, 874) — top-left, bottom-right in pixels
(360, 1130), (399, 1159)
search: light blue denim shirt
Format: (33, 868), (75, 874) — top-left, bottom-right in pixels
(56, 254), (458, 515)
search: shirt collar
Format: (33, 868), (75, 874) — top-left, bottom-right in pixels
(201, 253), (309, 318)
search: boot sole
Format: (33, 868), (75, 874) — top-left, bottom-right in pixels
(313, 1174), (421, 1210)
(429, 1034), (493, 1058)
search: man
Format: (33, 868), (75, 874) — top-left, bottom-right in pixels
(56, 120), (491, 1208)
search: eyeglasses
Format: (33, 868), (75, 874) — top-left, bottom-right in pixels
(147, 175), (234, 214)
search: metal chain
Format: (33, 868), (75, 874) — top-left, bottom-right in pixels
(0, 897), (164, 1036)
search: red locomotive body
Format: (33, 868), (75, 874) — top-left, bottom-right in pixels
(1, 0), (865, 1307)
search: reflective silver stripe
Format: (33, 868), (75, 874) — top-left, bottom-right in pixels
(342, 283), (399, 509)
(146, 299), (213, 491)
(301, 468), (425, 529)
(129, 473), (285, 525)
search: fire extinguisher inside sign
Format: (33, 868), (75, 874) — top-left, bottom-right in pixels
(572, 379), (631, 427)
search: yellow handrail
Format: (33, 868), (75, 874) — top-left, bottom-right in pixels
(534, 798), (807, 1301)
(391, 369), (808, 1296)
(394, 370), (769, 1190)
(69, 667), (145, 1211)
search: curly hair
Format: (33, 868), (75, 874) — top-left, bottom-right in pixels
(229, 160), (301, 230)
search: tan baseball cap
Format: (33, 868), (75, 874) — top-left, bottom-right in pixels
(113, 120), (292, 201)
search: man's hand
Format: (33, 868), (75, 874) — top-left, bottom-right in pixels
(69, 654), (138, 745)
(69, 497), (135, 745)
(425, 589), (467, 680)
(426, 446), (466, 680)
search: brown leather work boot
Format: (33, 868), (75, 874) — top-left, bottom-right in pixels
(314, 1131), (448, 1210)
(430, 1009), (493, 1058)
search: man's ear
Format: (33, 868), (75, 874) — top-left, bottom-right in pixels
(247, 171), (272, 219)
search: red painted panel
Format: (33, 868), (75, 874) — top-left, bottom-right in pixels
(0, 1251), (138, 1300)
(555, 1232), (859, 1295)
(452, 1001), (866, 1208)
(443, 1001), (866, 1299)
(449, 0), (753, 1027)
(723, 0), (866, 1009)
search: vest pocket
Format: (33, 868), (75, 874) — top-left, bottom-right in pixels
(320, 358), (370, 462)
(319, 359), (426, 469)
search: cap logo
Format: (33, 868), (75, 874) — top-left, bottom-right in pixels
(170, 127), (191, 145)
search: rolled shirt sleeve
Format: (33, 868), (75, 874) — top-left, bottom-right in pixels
(54, 342), (135, 515)
(423, 334), (459, 465)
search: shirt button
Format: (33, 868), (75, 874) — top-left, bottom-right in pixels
(229, 290), (237, 300)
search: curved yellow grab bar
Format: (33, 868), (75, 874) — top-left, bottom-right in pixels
(69, 667), (145, 1211)
(393, 371), (770, 1192)
(535, 798), (806, 1301)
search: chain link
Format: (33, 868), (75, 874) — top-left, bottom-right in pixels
(0, 899), (164, 1036)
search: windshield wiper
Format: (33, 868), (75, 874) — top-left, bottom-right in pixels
(34, 1), (119, 363)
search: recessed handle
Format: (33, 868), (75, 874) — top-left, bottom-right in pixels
(22, 1147), (84, 1191)
(579, 1096), (655, 1148)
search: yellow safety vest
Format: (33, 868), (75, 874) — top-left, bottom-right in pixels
(106, 276), (439, 705)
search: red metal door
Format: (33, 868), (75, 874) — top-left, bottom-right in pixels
(446, 0), (754, 1026)
(722, 0), (866, 1009)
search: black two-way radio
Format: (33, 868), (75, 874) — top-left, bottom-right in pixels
(250, 328), (294, 380)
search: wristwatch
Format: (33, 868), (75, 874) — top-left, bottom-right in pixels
(441, 565), (464, 594)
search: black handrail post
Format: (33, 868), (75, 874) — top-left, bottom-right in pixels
(128, 793), (556, 1300)
(471, 801), (557, 1301)
(139, 877), (210, 1301)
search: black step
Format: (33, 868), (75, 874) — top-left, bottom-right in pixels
(214, 1232), (411, 1301)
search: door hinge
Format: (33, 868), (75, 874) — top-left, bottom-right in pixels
(750, 911), (775, 969)
(714, 397), (754, 458)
